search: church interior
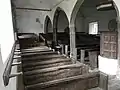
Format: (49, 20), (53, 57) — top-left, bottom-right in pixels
(1, 0), (120, 90)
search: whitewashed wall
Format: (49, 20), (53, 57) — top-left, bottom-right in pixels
(16, 0), (78, 34)
(16, 10), (44, 34)
(15, 0), (120, 34)
(0, 0), (16, 90)
(75, 11), (85, 32)
(75, 7), (117, 33)
(84, 9), (117, 33)
(57, 11), (69, 32)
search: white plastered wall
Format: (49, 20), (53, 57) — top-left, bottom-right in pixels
(57, 11), (69, 32)
(84, 9), (117, 33)
(16, 10), (44, 34)
(75, 11), (85, 32)
(0, 0), (17, 90)
(75, 7), (117, 33)
(15, 0), (120, 34)
(16, 0), (78, 34)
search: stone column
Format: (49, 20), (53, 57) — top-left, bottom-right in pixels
(53, 28), (57, 48)
(69, 24), (77, 63)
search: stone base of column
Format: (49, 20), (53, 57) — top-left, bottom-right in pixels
(70, 48), (77, 64)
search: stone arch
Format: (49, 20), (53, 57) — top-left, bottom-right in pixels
(69, 0), (120, 62)
(70, 0), (84, 26)
(70, 0), (119, 26)
(53, 7), (69, 46)
(44, 15), (53, 33)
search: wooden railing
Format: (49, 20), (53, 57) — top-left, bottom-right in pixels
(3, 41), (22, 86)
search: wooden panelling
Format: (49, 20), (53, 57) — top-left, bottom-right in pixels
(100, 31), (118, 59)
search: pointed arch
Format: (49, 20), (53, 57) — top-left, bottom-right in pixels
(44, 15), (52, 33)
(69, 0), (120, 61)
(53, 7), (69, 45)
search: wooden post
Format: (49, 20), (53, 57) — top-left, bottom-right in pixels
(89, 51), (98, 70)
(61, 44), (64, 54)
(65, 45), (68, 56)
(99, 72), (108, 90)
(80, 50), (85, 63)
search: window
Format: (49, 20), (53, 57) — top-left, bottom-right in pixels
(89, 22), (98, 35)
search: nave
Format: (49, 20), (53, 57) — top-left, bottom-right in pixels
(2, 0), (120, 90)
(15, 33), (100, 90)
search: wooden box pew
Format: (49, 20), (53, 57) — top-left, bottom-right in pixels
(18, 33), (39, 44)
(57, 39), (70, 55)
(39, 33), (53, 47)
(23, 64), (89, 86)
(17, 33), (40, 49)
(56, 33), (100, 58)
(76, 45), (99, 70)
(74, 33), (100, 69)
(26, 72), (99, 90)
(76, 33), (100, 55)
(39, 32), (70, 54)
(20, 49), (72, 72)
(76, 33), (100, 46)
(56, 32), (70, 55)
(38, 33), (46, 43)
(24, 66), (99, 90)
(57, 35), (99, 57)
(22, 58), (72, 72)
(59, 44), (70, 56)
(76, 44), (100, 56)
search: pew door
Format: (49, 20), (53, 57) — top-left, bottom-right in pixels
(100, 31), (118, 59)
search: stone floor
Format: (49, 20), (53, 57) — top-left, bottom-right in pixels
(89, 75), (120, 90)
(108, 76), (120, 90)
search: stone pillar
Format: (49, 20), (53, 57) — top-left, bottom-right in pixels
(53, 28), (57, 48)
(69, 24), (77, 63)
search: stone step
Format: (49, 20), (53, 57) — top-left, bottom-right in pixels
(25, 71), (99, 90)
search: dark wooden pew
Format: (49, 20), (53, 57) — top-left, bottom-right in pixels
(17, 33), (40, 49)
(39, 33), (53, 47)
(39, 32), (100, 67)
(75, 33), (100, 69)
